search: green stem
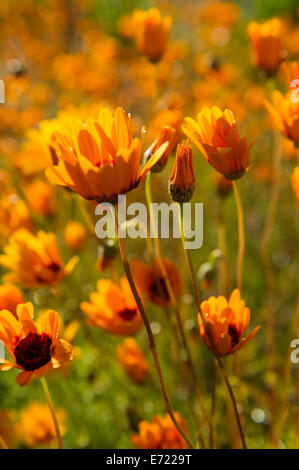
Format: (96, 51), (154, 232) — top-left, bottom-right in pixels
(232, 181), (245, 292)
(41, 376), (63, 449)
(179, 203), (247, 449)
(115, 207), (195, 450)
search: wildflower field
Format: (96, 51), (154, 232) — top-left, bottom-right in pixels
(0, 0), (299, 451)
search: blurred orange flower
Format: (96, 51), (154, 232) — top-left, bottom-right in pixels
(169, 140), (195, 202)
(19, 401), (66, 447)
(131, 258), (181, 307)
(117, 337), (148, 383)
(132, 8), (172, 61)
(0, 302), (73, 386)
(81, 278), (143, 335)
(264, 90), (299, 145)
(0, 229), (78, 288)
(64, 221), (87, 251)
(132, 412), (188, 449)
(199, 289), (260, 355)
(0, 283), (24, 317)
(45, 107), (169, 202)
(24, 179), (56, 216)
(247, 18), (284, 74)
(182, 107), (253, 179)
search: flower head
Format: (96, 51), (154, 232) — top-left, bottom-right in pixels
(264, 90), (299, 145)
(247, 18), (284, 74)
(131, 258), (181, 307)
(24, 179), (56, 216)
(81, 278), (143, 335)
(19, 401), (66, 447)
(144, 125), (176, 173)
(0, 229), (78, 288)
(0, 302), (73, 386)
(45, 107), (169, 203)
(64, 221), (87, 251)
(198, 289), (260, 355)
(182, 107), (253, 180)
(132, 8), (172, 61)
(117, 337), (148, 383)
(168, 140), (195, 202)
(131, 412), (188, 449)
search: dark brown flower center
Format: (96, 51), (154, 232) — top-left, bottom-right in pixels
(150, 278), (170, 304)
(118, 308), (137, 321)
(228, 325), (239, 348)
(14, 332), (52, 371)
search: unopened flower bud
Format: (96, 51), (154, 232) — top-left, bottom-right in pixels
(168, 140), (195, 203)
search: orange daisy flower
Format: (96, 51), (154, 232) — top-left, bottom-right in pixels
(0, 302), (73, 386)
(64, 221), (87, 251)
(131, 412), (188, 449)
(80, 277), (143, 335)
(132, 8), (172, 61)
(182, 107), (253, 180)
(130, 258), (181, 307)
(19, 401), (66, 448)
(264, 90), (299, 145)
(0, 229), (78, 288)
(117, 337), (148, 383)
(247, 19), (284, 74)
(45, 107), (169, 203)
(144, 125), (176, 173)
(168, 140), (195, 202)
(198, 289), (260, 356)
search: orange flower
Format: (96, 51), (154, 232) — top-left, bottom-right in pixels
(247, 19), (284, 74)
(169, 140), (195, 202)
(117, 337), (148, 383)
(0, 411), (17, 448)
(45, 107), (169, 203)
(264, 90), (299, 145)
(0, 302), (73, 386)
(291, 167), (299, 210)
(280, 61), (299, 88)
(132, 8), (172, 61)
(24, 179), (56, 216)
(80, 278), (143, 335)
(19, 402), (66, 447)
(198, 289), (260, 356)
(144, 125), (176, 173)
(131, 258), (181, 306)
(64, 221), (87, 251)
(182, 106), (253, 179)
(0, 193), (32, 239)
(131, 412), (188, 449)
(0, 283), (24, 317)
(0, 229), (78, 288)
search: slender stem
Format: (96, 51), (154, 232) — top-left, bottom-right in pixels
(232, 181), (245, 292)
(179, 204), (247, 449)
(40, 376), (63, 449)
(115, 207), (195, 449)
(209, 361), (218, 448)
(0, 434), (8, 449)
(145, 173), (211, 435)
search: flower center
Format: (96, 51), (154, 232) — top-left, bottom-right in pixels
(119, 308), (137, 321)
(150, 278), (170, 304)
(228, 325), (239, 348)
(14, 332), (52, 371)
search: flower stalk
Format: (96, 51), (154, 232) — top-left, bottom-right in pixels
(40, 376), (63, 450)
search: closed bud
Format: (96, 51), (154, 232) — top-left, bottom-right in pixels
(168, 140), (195, 203)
